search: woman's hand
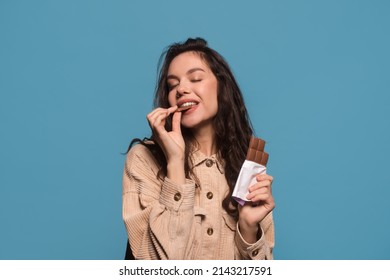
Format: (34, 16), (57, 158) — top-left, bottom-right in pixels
(147, 106), (186, 183)
(238, 174), (275, 243)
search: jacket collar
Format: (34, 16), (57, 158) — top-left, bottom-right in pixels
(190, 149), (225, 174)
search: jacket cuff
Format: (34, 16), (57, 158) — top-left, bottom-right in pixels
(159, 177), (195, 211)
(235, 223), (268, 260)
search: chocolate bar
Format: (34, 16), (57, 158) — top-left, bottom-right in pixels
(246, 136), (269, 166)
(176, 103), (196, 112)
(176, 105), (193, 112)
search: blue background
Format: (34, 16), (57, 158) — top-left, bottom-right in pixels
(1, 0), (389, 260)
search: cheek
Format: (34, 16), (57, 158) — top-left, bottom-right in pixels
(167, 92), (176, 106)
(209, 84), (219, 109)
(212, 97), (219, 113)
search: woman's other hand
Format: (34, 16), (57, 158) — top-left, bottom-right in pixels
(238, 174), (275, 243)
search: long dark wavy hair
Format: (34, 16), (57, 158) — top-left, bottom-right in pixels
(128, 38), (254, 218)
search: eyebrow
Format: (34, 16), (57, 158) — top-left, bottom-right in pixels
(167, 67), (205, 80)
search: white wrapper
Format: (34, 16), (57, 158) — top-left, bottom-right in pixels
(232, 160), (267, 206)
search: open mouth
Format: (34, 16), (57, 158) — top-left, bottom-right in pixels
(176, 101), (198, 112)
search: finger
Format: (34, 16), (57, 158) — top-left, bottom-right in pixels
(148, 106), (179, 125)
(148, 106), (176, 119)
(147, 108), (170, 126)
(248, 180), (271, 192)
(148, 106), (178, 129)
(247, 192), (273, 203)
(148, 113), (169, 138)
(152, 113), (169, 130)
(147, 112), (161, 128)
(171, 111), (182, 133)
(147, 107), (167, 118)
(246, 187), (269, 200)
(256, 174), (273, 182)
(166, 105), (178, 115)
(250, 198), (275, 212)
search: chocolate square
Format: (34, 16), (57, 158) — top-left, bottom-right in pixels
(246, 136), (269, 166)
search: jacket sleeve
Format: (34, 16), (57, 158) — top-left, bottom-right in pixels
(234, 212), (275, 260)
(122, 144), (196, 259)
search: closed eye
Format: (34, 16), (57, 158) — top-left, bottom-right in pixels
(168, 83), (178, 90)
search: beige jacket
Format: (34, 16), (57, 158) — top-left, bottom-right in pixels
(122, 144), (274, 259)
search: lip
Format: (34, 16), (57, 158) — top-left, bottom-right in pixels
(175, 99), (199, 114)
(181, 103), (198, 114)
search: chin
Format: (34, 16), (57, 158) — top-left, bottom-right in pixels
(181, 121), (198, 129)
(181, 118), (214, 130)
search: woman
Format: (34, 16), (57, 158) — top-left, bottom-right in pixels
(122, 38), (275, 259)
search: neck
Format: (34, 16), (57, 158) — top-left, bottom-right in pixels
(192, 124), (217, 157)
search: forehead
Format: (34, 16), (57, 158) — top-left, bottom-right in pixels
(168, 51), (210, 74)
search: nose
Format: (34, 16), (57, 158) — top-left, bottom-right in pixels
(176, 82), (190, 98)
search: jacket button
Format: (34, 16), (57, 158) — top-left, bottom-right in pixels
(252, 249), (259, 257)
(205, 159), (214, 167)
(207, 228), (214, 235)
(174, 192), (181, 201)
(206, 192), (213, 199)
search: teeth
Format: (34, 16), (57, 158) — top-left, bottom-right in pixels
(176, 102), (197, 112)
(180, 102), (197, 108)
